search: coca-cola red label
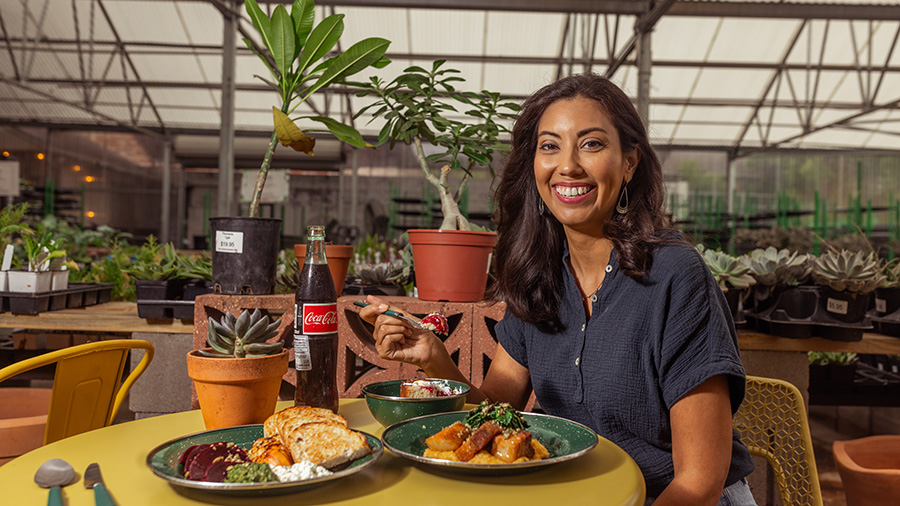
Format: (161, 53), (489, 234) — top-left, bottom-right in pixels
(301, 303), (337, 334)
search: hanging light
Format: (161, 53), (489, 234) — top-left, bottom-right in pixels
(36, 153), (45, 160)
(85, 176), (95, 183)
(73, 165), (81, 171)
(86, 211), (96, 218)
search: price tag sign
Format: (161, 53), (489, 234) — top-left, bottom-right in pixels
(0, 160), (20, 196)
(826, 297), (848, 315)
(876, 298), (886, 313)
(215, 230), (243, 254)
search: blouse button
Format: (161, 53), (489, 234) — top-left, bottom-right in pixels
(605, 265), (612, 273)
(575, 357), (580, 366)
(591, 294), (598, 302)
(581, 323), (585, 332)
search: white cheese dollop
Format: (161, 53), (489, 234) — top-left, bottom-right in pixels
(270, 461), (333, 482)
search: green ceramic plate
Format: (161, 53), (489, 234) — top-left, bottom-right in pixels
(146, 424), (383, 496)
(381, 411), (598, 475)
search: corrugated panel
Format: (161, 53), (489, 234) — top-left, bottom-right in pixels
(340, 7), (411, 53)
(486, 11), (566, 58)
(148, 88), (219, 109)
(483, 63), (557, 96)
(129, 53), (213, 83)
(408, 9), (485, 55)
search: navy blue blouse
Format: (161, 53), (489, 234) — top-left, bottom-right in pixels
(496, 240), (754, 498)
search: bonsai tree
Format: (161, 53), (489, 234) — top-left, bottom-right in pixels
(242, 0), (391, 217)
(355, 60), (521, 231)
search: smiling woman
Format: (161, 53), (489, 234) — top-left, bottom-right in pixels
(359, 73), (758, 506)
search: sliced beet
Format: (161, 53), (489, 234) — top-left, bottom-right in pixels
(179, 445), (202, 467)
(204, 459), (235, 482)
(185, 442), (249, 481)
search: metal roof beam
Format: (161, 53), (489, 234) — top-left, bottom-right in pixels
(311, 0), (899, 20)
(605, 0), (677, 78)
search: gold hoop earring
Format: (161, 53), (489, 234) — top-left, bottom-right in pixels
(616, 182), (629, 215)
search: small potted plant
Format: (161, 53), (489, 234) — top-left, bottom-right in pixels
(8, 227), (66, 293)
(808, 351), (858, 394)
(187, 308), (288, 429)
(355, 60), (520, 301)
(744, 246), (812, 313)
(874, 258), (900, 317)
(0, 202), (33, 291)
(210, 0), (390, 295)
(696, 245), (756, 321)
(810, 249), (884, 325)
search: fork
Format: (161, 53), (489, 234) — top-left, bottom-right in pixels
(353, 301), (425, 330)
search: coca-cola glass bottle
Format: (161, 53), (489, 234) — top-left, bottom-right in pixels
(294, 225), (339, 412)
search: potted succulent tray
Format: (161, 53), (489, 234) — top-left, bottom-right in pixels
(746, 285), (873, 342)
(0, 283), (114, 315)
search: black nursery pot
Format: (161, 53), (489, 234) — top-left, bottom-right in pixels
(819, 286), (871, 324)
(209, 217), (282, 295)
(874, 287), (900, 316)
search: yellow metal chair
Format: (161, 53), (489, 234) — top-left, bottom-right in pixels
(733, 375), (823, 506)
(0, 339), (154, 445)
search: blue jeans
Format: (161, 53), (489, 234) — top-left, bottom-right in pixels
(644, 478), (757, 506)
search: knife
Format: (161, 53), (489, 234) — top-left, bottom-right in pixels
(83, 463), (116, 506)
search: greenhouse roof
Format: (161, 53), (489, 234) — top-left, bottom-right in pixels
(1, 0), (900, 158)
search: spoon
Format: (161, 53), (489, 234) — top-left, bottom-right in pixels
(34, 458), (76, 506)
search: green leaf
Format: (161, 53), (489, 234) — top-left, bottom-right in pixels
(273, 107), (316, 155)
(243, 38), (277, 80)
(304, 116), (373, 148)
(296, 14), (344, 78)
(244, 0), (273, 55)
(253, 74), (279, 91)
(305, 37), (390, 97)
(269, 6), (296, 84)
(372, 55), (392, 69)
(291, 0), (316, 54)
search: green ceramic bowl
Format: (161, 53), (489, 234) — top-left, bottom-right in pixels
(362, 379), (469, 427)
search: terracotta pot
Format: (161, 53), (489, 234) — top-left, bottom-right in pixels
(0, 388), (52, 465)
(294, 244), (353, 296)
(833, 435), (900, 506)
(186, 349), (288, 430)
(407, 229), (497, 302)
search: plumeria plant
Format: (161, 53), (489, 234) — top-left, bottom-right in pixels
(243, 0), (391, 217)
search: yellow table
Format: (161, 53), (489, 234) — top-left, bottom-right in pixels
(1, 399), (646, 506)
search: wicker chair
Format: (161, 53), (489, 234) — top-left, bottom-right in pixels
(733, 375), (823, 506)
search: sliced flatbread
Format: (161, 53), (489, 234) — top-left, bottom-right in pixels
(282, 421), (371, 469)
(263, 406), (347, 439)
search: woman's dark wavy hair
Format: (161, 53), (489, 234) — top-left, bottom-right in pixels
(488, 74), (673, 331)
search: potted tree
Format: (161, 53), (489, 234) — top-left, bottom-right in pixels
(210, 0), (390, 295)
(186, 308), (288, 429)
(355, 60), (520, 301)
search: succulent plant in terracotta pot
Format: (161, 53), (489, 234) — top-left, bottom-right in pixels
(187, 309), (289, 429)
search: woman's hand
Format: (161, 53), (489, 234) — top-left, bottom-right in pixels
(357, 295), (444, 370)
